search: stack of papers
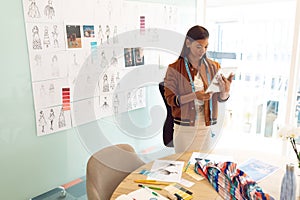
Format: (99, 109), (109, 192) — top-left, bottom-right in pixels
(147, 160), (185, 183)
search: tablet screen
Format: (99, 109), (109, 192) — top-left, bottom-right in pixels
(205, 67), (237, 93)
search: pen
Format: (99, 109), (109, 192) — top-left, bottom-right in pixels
(138, 184), (162, 190)
(174, 193), (183, 200)
(134, 179), (169, 185)
(139, 184), (159, 196)
(184, 161), (191, 172)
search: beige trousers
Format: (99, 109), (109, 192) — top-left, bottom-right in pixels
(173, 110), (212, 153)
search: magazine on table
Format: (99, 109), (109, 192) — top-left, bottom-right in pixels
(238, 158), (279, 182)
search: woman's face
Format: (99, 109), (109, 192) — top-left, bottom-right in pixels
(186, 38), (208, 59)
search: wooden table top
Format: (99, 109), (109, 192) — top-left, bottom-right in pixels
(111, 149), (285, 200)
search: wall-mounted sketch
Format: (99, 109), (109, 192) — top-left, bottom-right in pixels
(116, 71), (120, 89)
(98, 25), (104, 44)
(48, 108), (55, 130)
(43, 26), (51, 48)
(110, 74), (115, 90)
(113, 94), (119, 114)
(38, 110), (47, 133)
(66, 25), (82, 48)
(44, 0), (55, 19)
(34, 54), (42, 66)
(110, 50), (118, 67)
(83, 25), (95, 38)
(51, 55), (59, 76)
(52, 25), (59, 48)
(32, 25), (42, 50)
(113, 25), (118, 44)
(105, 25), (110, 44)
(100, 51), (109, 68)
(28, 0), (40, 18)
(58, 107), (66, 128)
(102, 74), (109, 92)
(101, 96), (110, 110)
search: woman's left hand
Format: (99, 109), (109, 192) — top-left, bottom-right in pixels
(217, 73), (234, 99)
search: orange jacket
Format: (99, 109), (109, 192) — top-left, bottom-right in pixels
(164, 57), (226, 126)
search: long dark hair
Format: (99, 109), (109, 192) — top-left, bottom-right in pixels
(179, 25), (209, 58)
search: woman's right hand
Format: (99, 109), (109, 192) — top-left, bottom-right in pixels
(195, 90), (212, 101)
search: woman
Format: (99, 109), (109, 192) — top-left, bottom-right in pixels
(164, 25), (234, 153)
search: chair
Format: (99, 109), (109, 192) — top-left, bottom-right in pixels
(86, 144), (145, 200)
(158, 82), (174, 147)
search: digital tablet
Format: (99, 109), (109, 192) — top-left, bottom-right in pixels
(205, 67), (237, 93)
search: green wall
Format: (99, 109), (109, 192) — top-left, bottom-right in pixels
(0, 1), (90, 199)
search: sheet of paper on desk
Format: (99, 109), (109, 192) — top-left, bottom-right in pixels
(116, 188), (168, 200)
(189, 152), (234, 164)
(148, 160), (184, 183)
(205, 67), (237, 93)
(238, 158), (279, 182)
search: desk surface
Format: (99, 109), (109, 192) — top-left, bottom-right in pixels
(111, 149), (285, 200)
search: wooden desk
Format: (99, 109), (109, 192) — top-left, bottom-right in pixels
(111, 149), (285, 199)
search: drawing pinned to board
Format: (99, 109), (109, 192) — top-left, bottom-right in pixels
(38, 110), (47, 133)
(83, 25), (95, 38)
(52, 25), (59, 48)
(102, 74), (109, 92)
(110, 74), (115, 90)
(110, 50), (118, 67)
(32, 25), (42, 50)
(66, 25), (82, 48)
(51, 55), (59, 76)
(113, 94), (119, 114)
(100, 51), (109, 68)
(44, 0), (55, 19)
(28, 0), (41, 18)
(98, 25), (104, 44)
(34, 54), (42, 66)
(43, 26), (51, 48)
(58, 107), (66, 128)
(105, 25), (110, 44)
(48, 108), (55, 130)
(113, 25), (118, 44)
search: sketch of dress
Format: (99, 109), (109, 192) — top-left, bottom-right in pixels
(116, 72), (120, 88)
(32, 26), (42, 50)
(105, 25), (110, 44)
(44, 0), (55, 19)
(28, 0), (40, 18)
(102, 74), (109, 92)
(38, 110), (47, 133)
(101, 97), (110, 110)
(113, 25), (118, 44)
(52, 25), (59, 48)
(110, 74), (115, 90)
(48, 109), (55, 130)
(110, 50), (118, 67)
(51, 55), (59, 76)
(100, 51), (109, 68)
(113, 94), (119, 114)
(58, 107), (66, 128)
(98, 25), (104, 44)
(43, 26), (50, 48)
(34, 54), (42, 66)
